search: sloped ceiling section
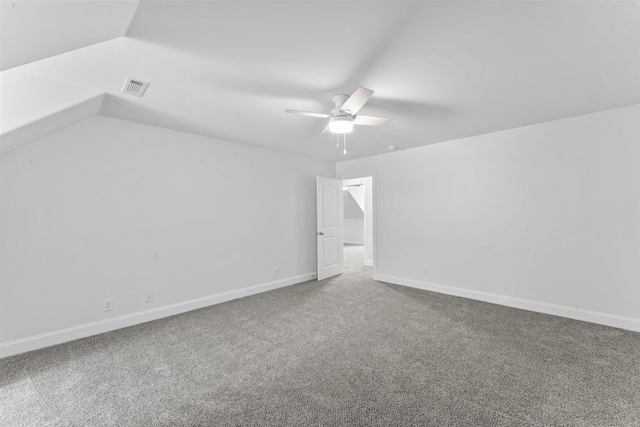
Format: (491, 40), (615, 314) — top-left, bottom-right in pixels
(0, 0), (138, 153)
(0, 70), (104, 155)
(0, 0), (139, 71)
(1, 1), (639, 161)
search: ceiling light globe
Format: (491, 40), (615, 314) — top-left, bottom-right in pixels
(330, 115), (354, 134)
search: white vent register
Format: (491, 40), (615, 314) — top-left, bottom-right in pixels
(122, 77), (149, 97)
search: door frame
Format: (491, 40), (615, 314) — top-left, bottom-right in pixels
(336, 171), (377, 280)
(342, 177), (373, 267)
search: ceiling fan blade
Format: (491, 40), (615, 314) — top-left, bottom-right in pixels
(354, 115), (392, 127)
(340, 87), (374, 115)
(285, 109), (331, 119)
(320, 122), (332, 136)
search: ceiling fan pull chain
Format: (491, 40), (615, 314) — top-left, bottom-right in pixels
(343, 134), (347, 155)
(336, 134), (339, 150)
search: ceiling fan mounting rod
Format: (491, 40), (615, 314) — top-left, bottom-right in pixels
(332, 94), (349, 109)
(331, 94), (350, 116)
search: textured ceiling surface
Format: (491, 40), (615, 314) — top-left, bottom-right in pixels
(2, 0), (640, 161)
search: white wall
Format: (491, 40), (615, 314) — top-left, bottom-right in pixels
(338, 104), (640, 331)
(0, 115), (333, 355)
(344, 218), (364, 245)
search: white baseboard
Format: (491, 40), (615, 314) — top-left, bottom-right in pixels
(375, 274), (640, 333)
(0, 273), (316, 358)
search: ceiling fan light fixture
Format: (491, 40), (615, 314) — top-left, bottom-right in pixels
(329, 115), (354, 134)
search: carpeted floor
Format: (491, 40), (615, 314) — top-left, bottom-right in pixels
(2, 245), (640, 426)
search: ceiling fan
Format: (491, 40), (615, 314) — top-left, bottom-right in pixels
(285, 87), (392, 135)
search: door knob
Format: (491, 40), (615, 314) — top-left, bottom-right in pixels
(317, 232), (324, 236)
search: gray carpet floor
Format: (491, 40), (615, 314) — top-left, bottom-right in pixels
(2, 245), (640, 426)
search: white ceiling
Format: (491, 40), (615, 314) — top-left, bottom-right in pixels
(2, 0), (639, 161)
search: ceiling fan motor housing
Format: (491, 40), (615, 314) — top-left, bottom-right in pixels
(330, 94), (354, 133)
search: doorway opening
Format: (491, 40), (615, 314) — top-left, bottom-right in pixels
(342, 177), (373, 275)
(315, 175), (374, 281)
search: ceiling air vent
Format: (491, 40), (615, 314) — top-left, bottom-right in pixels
(122, 77), (149, 97)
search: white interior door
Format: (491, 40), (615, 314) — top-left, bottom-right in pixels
(317, 176), (344, 280)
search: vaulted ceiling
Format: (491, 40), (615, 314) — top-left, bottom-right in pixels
(2, 0), (639, 161)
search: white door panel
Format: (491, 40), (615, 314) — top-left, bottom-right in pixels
(323, 236), (339, 266)
(322, 186), (339, 227)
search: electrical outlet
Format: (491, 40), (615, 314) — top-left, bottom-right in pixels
(423, 269), (430, 278)
(145, 291), (154, 303)
(273, 267), (279, 277)
(103, 298), (113, 312)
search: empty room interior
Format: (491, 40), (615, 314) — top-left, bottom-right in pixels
(1, 1), (640, 426)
